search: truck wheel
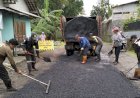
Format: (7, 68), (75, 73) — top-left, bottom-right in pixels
(66, 50), (74, 56)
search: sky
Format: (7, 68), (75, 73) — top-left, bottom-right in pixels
(83, 0), (137, 16)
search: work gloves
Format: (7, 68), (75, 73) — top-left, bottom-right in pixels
(81, 48), (84, 51)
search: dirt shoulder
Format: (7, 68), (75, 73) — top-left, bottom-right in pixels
(0, 47), (65, 98)
(102, 42), (140, 90)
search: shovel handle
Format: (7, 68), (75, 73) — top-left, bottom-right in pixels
(22, 73), (48, 86)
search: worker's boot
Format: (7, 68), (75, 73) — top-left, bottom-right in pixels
(95, 54), (101, 62)
(32, 63), (38, 71)
(4, 80), (17, 92)
(81, 56), (87, 64)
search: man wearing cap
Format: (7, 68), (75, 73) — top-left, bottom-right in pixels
(90, 35), (103, 61)
(75, 34), (91, 64)
(0, 38), (21, 91)
(130, 35), (140, 67)
(112, 26), (123, 65)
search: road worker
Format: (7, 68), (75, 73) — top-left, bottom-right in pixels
(130, 35), (140, 67)
(75, 34), (91, 64)
(40, 32), (46, 41)
(90, 34), (103, 61)
(0, 39), (21, 91)
(112, 26), (123, 65)
(23, 33), (37, 75)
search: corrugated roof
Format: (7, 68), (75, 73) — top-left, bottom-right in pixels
(24, 0), (39, 15)
(113, 0), (139, 8)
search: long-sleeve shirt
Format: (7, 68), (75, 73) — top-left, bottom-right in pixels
(0, 45), (17, 71)
(23, 37), (35, 53)
(112, 32), (123, 47)
(132, 39), (140, 52)
(92, 36), (103, 46)
(79, 37), (91, 48)
(40, 34), (46, 41)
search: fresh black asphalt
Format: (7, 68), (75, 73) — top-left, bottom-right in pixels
(5, 54), (140, 98)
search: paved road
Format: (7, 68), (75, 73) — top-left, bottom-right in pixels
(4, 52), (140, 98)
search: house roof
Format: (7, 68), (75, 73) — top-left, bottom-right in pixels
(0, 6), (40, 18)
(113, 0), (139, 8)
(24, 0), (40, 15)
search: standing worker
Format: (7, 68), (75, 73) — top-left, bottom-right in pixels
(0, 38), (21, 91)
(32, 32), (40, 58)
(130, 35), (140, 67)
(23, 33), (37, 75)
(112, 26), (123, 65)
(75, 34), (91, 64)
(40, 32), (46, 41)
(90, 34), (103, 61)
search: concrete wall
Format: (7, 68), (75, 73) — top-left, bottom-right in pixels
(0, 0), (33, 43)
(1, 12), (31, 42)
(102, 20), (113, 42)
(0, 11), (3, 42)
(2, 12), (14, 42)
(0, 31), (2, 43)
(25, 17), (31, 37)
(0, 0), (3, 6)
(112, 3), (137, 21)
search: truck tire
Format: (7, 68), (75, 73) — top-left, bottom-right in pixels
(66, 50), (74, 56)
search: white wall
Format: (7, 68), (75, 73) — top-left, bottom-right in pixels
(0, 30), (1, 43)
(112, 3), (137, 20)
(0, 11), (3, 29)
(8, 0), (30, 13)
(113, 4), (137, 13)
(0, 0), (3, 6)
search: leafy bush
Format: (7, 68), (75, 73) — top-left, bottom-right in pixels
(123, 17), (137, 31)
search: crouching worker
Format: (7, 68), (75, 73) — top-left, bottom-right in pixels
(75, 34), (91, 64)
(23, 33), (37, 75)
(90, 35), (103, 61)
(0, 39), (21, 91)
(130, 35), (140, 67)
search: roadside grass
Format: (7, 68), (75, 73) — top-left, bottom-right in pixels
(127, 50), (136, 58)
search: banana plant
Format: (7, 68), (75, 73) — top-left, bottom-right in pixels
(32, 0), (63, 40)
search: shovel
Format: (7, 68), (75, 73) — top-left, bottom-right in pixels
(25, 52), (51, 62)
(108, 49), (113, 56)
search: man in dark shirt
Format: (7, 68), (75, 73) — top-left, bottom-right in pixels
(130, 35), (140, 67)
(23, 33), (37, 75)
(0, 39), (21, 91)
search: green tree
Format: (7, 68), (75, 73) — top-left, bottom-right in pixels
(90, 0), (112, 20)
(90, 5), (100, 17)
(49, 0), (68, 11)
(32, 0), (63, 40)
(32, 0), (83, 39)
(63, 0), (83, 17)
(34, 0), (45, 9)
(137, 0), (140, 18)
(48, 0), (83, 17)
